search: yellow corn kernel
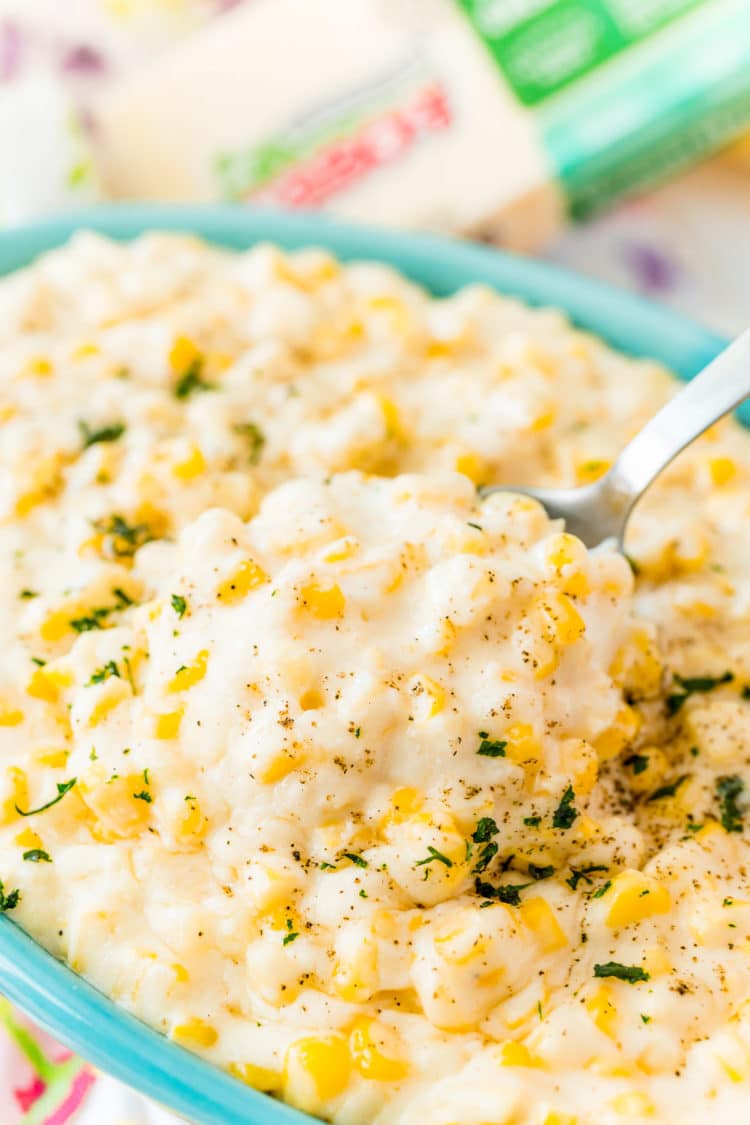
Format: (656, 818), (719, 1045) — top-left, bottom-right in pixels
(171, 1018), (218, 1049)
(88, 680), (131, 727)
(409, 673), (445, 720)
(154, 710), (183, 740)
(709, 456), (736, 486)
(544, 1114), (578, 1125)
(575, 459), (612, 485)
(587, 986), (617, 1039)
(497, 1040), (543, 1068)
(216, 560), (269, 603)
(299, 581), (345, 620)
(39, 608), (74, 644)
(0, 702), (23, 727)
(387, 787), (424, 824)
(504, 723), (541, 767)
(454, 451), (487, 485)
(26, 666), (72, 703)
(520, 897), (568, 952)
(79, 773), (152, 840)
(1, 768), (28, 826)
(169, 650), (209, 693)
(367, 294), (412, 339)
(177, 798), (208, 842)
(259, 746), (307, 784)
(21, 356), (53, 378)
(349, 1017), (408, 1082)
(377, 395), (405, 441)
(332, 939), (378, 1003)
(171, 963), (190, 983)
(71, 342), (100, 359)
(593, 705), (641, 761)
(642, 946), (672, 978)
(229, 1062), (283, 1092)
(322, 536), (360, 564)
(714, 1030), (750, 1082)
(605, 870), (672, 929)
(169, 335), (203, 375)
(0, 401), (17, 423)
(537, 592), (586, 647)
(284, 1035), (351, 1114)
(609, 1091), (655, 1117)
(14, 828), (42, 850)
(172, 444), (206, 481)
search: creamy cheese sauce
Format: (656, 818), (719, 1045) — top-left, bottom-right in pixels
(1, 234), (750, 1124)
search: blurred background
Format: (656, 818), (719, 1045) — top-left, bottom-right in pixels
(0, 0), (749, 335)
(0, 2), (749, 1122)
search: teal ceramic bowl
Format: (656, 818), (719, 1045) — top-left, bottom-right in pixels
(0, 206), (727, 1125)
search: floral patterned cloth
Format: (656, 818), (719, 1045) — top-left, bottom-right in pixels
(0, 2), (749, 1121)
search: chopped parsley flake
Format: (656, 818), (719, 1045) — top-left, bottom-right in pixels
(174, 359), (215, 400)
(0, 881), (20, 912)
(528, 863), (555, 881)
(667, 670), (733, 715)
(342, 852), (368, 868)
(282, 931), (298, 946)
(641, 1014), (652, 1024)
(415, 846), (453, 869)
(477, 733), (507, 758)
(88, 660), (120, 686)
(15, 778), (77, 817)
(566, 864), (608, 891)
(591, 879), (612, 899)
(523, 815), (541, 827)
(552, 785), (578, 829)
(474, 877), (530, 907)
(171, 594), (187, 618)
(466, 521), (483, 531)
(472, 817), (499, 843)
(92, 515), (153, 559)
(233, 421), (266, 464)
(594, 962), (650, 984)
(132, 791), (153, 804)
(624, 753), (650, 775)
(717, 774), (745, 833)
(23, 849), (51, 863)
(19, 589), (38, 600)
(78, 419), (125, 449)
(646, 775), (688, 803)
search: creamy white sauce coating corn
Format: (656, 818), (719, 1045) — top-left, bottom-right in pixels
(1, 234), (750, 1124)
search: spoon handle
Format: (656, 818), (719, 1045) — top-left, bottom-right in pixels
(608, 326), (750, 511)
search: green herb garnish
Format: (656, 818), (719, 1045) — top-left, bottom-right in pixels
(624, 753), (650, 776)
(477, 732), (507, 758)
(594, 961), (650, 984)
(234, 421), (265, 465)
(416, 846), (453, 869)
(92, 514), (153, 559)
(0, 881), (20, 912)
(474, 877), (530, 907)
(132, 790), (153, 804)
(88, 660), (121, 686)
(15, 778), (77, 817)
(717, 774), (745, 833)
(566, 864), (608, 891)
(342, 852), (368, 868)
(528, 863), (555, 881)
(667, 670), (733, 715)
(646, 775), (688, 803)
(552, 785), (578, 829)
(78, 419), (125, 449)
(23, 849), (52, 863)
(171, 594), (187, 618)
(174, 359), (215, 400)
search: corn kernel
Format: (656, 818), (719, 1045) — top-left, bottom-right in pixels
(332, 939), (378, 1003)
(544, 1114), (578, 1125)
(79, 773), (152, 840)
(88, 680), (131, 727)
(387, 787), (424, 824)
(609, 1091), (655, 1116)
(177, 798), (208, 841)
(21, 357), (53, 378)
(154, 710), (183, 740)
(504, 723), (541, 768)
(169, 650), (209, 693)
(217, 560), (269, 603)
(0, 702), (23, 727)
(409, 673), (446, 720)
(229, 1062), (283, 1092)
(299, 582), (346, 620)
(171, 963), (190, 983)
(593, 706), (641, 761)
(71, 342), (100, 359)
(455, 451), (487, 485)
(172, 444), (206, 480)
(171, 1018), (218, 1049)
(714, 1029), (750, 1082)
(575, 458), (612, 485)
(709, 456), (736, 486)
(497, 1040), (543, 1068)
(587, 986), (617, 1039)
(258, 747), (306, 784)
(322, 536), (360, 564)
(349, 1017), (408, 1081)
(284, 1035), (351, 1114)
(14, 828), (42, 849)
(520, 897), (568, 952)
(605, 870), (672, 929)
(377, 395), (405, 441)
(169, 335), (203, 376)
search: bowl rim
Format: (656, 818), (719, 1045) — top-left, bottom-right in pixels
(0, 204), (727, 1125)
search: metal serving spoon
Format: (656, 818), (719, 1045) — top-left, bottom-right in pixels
(480, 328), (750, 549)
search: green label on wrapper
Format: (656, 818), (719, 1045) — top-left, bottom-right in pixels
(455, 0), (750, 216)
(455, 0), (704, 106)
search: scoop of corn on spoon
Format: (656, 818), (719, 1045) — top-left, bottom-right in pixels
(480, 328), (750, 549)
